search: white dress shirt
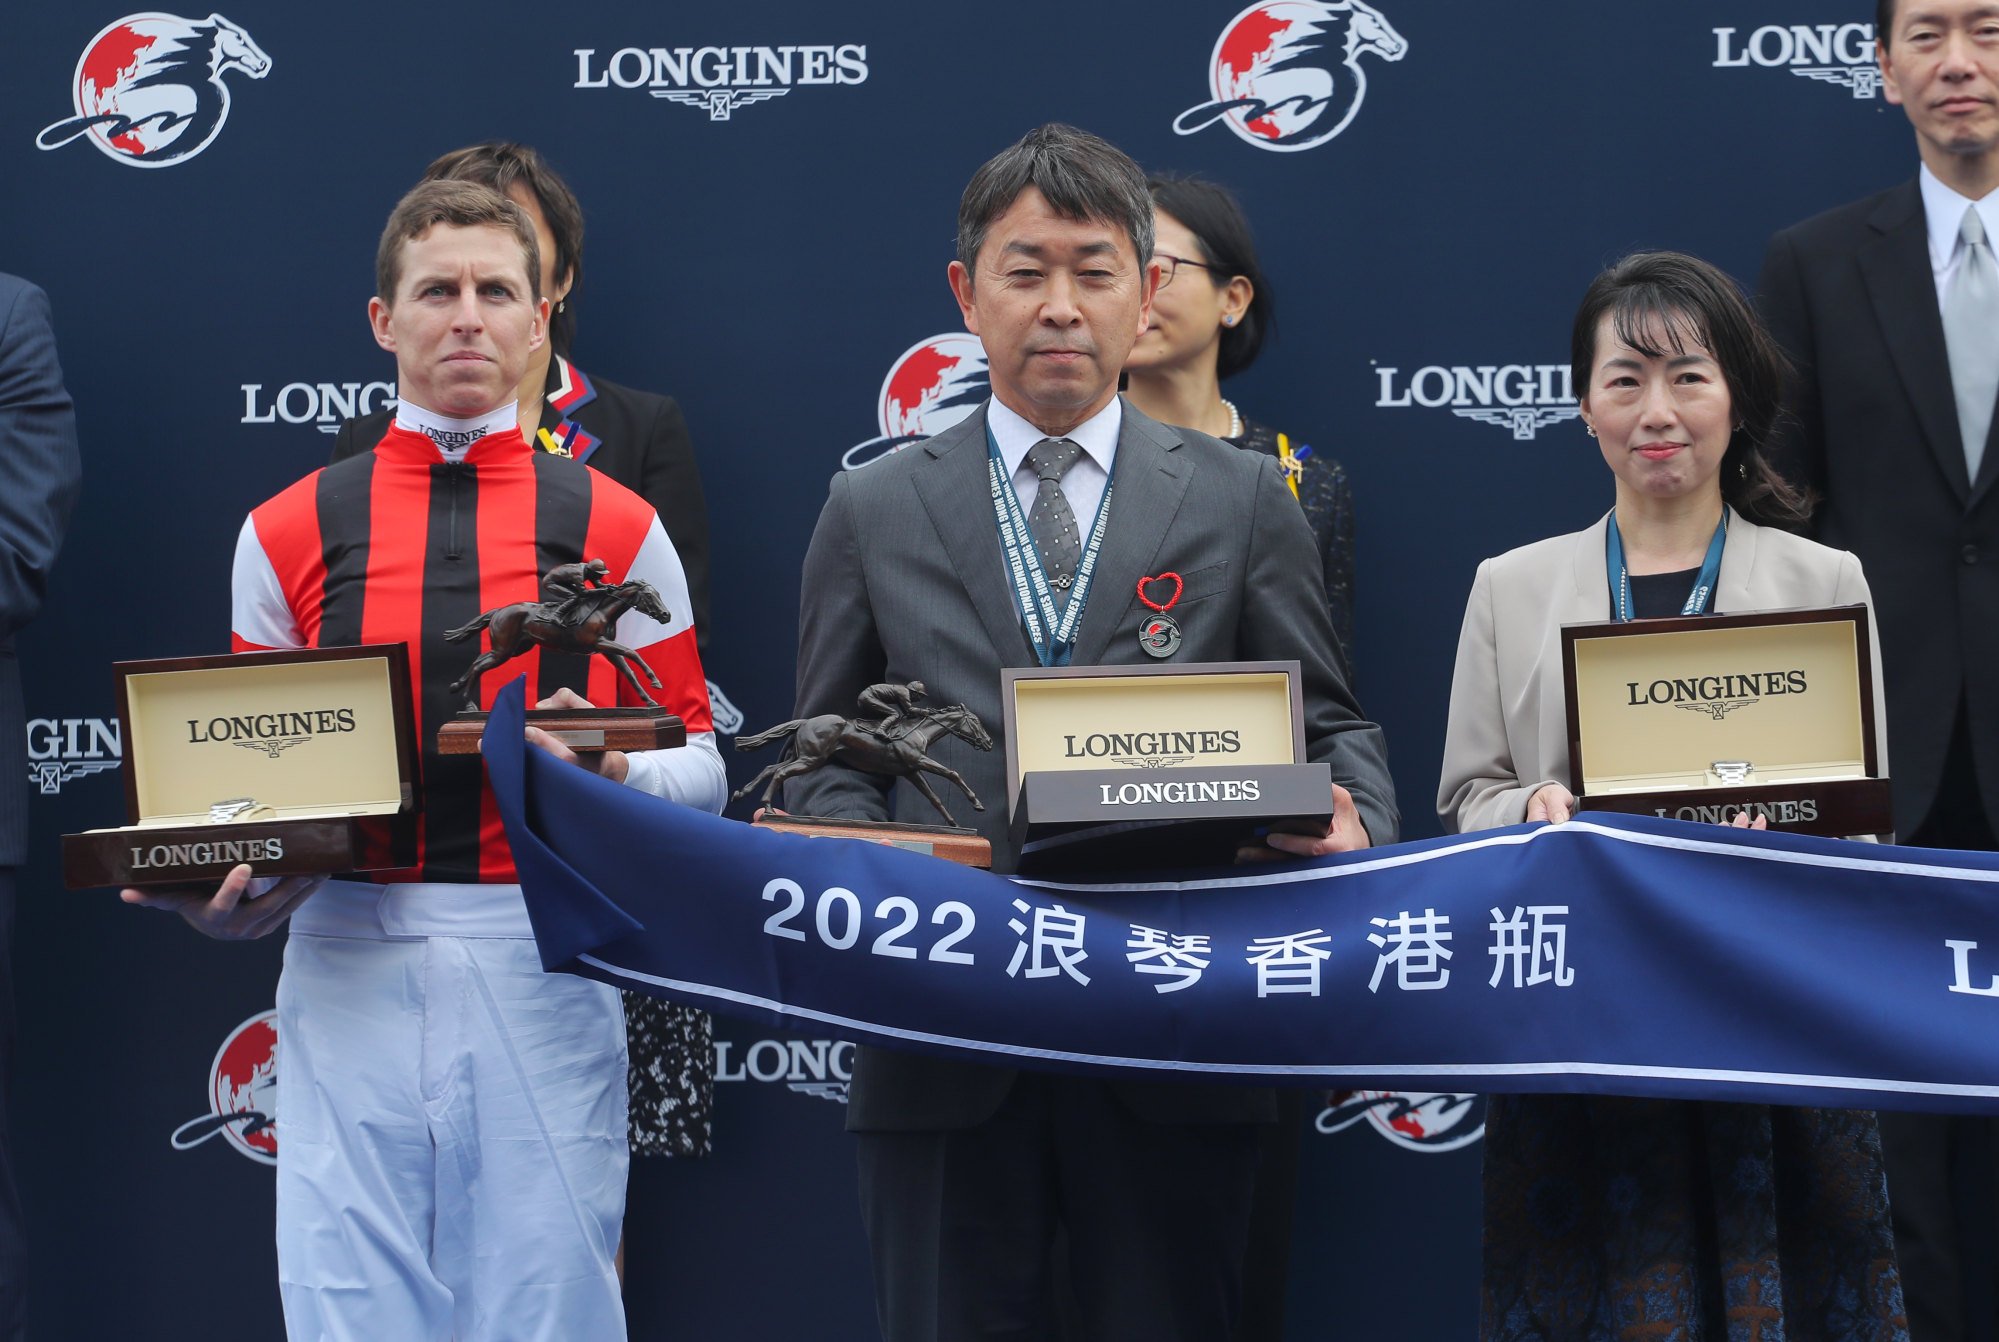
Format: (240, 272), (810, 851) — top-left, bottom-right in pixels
(1919, 162), (1999, 309)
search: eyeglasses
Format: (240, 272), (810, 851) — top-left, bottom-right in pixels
(1154, 253), (1226, 289)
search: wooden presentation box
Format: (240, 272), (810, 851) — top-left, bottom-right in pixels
(1002, 661), (1332, 873)
(61, 645), (419, 888)
(1562, 605), (1890, 837)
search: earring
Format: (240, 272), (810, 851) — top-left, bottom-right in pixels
(557, 299), (566, 314)
(1584, 421), (1596, 438)
(1223, 314), (1236, 327)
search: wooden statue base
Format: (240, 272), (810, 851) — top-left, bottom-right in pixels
(753, 815), (992, 868)
(438, 707), (685, 755)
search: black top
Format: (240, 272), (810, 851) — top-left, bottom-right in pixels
(330, 356), (713, 654)
(1628, 566), (1702, 620)
(1227, 417), (1355, 666)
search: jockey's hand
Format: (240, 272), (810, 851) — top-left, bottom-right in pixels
(122, 865), (325, 940)
(527, 687), (630, 784)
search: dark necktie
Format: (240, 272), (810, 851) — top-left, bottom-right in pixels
(1024, 438), (1085, 608)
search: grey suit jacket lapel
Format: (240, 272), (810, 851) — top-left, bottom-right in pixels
(1567, 514), (1614, 623)
(1860, 180), (1970, 503)
(909, 406), (1035, 664)
(1070, 405), (1194, 665)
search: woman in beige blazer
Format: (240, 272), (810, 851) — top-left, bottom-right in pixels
(1440, 253), (1906, 1340)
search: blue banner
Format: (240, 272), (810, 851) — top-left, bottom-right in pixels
(488, 680), (1999, 1113)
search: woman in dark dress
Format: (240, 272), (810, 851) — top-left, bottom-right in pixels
(1123, 174), (1354, 661)
(330, 144), (716, 1175)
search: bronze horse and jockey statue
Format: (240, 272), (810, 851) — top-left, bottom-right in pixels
(434, 559), (686, 755)
(733, 681), (995, 833)
(444, 560), (672, 709)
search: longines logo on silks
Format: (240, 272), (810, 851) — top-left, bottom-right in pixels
(714, 1037), (854, 1104)
(1712, 22), (1881, 98)
(25, 717), (121, 796)
(170, 1009), (278, 1166)
(572, 43), (867, 122)
(242, 379), (396, 435)
(1173, 1), (1406, 153)
(1316, 1090), (1486, 1153)
(1373, 359), (1580, 441)
(841, 333), (991, 471)
(35, 13), (271, 167)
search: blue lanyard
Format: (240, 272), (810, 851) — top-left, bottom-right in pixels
(1606, 512), (1727, 622)
(987, 425), (1113, 667)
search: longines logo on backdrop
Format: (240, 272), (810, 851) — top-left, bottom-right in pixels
(36, 13), (271, 167)
(1373, 360), (1580, 440)
(1712, 22), (1881, 98)
(715, 1038), (854, 1104)
(572, 43), (868, 122)
(1173, 1), (1406, 153)
(841, 333), (991, 471)
(242, 380), (396, 435)
(26, 717), (121, 795)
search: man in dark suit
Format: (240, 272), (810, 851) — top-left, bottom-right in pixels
(0, 273), (81, 1340)
(787, 124), (1396, 1342)
(1758, 2), (1999, 1336)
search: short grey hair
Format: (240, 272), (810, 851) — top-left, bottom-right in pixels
(956, 124), (1155, 276)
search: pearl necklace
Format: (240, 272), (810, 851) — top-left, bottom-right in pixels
(1221, 398), (1243, 439)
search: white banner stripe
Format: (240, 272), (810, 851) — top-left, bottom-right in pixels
(576, 955), (1999, 1099)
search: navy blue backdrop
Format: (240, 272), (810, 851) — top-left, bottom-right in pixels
(1, 3), (1910, 1336)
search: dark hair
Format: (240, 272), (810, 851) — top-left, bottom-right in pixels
(421, 142), (584, 355)
(957, 124), (1153, 275)
(1570, 251), (1812, 528)
(1148, 174), (1274, 379)
(1877, 0), (1895, 46)
(375, 179), (540, 311)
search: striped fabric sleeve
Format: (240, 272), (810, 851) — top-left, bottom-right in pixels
(230, 515), (304, 653)
(617, 516), (725, 814)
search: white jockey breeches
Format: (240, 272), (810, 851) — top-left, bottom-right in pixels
(274, 881), (628, 1342)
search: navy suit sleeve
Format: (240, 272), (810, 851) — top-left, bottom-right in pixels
(1757, 228), (1828, 534)
(0, 280), (80, 645)
(784, 472), (891, 822)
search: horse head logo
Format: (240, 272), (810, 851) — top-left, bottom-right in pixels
(1174, 1), (1407, 153)
(37, 12), (272, 167)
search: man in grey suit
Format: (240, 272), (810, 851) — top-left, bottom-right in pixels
(787, 124), (1396, 1342)
(1759, 2), (1999, 1335)
(0, 274), (81, 1339)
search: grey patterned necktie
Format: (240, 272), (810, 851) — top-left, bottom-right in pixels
(1024, 438), (1085, 608)
(1945, 204), (1999, 482)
